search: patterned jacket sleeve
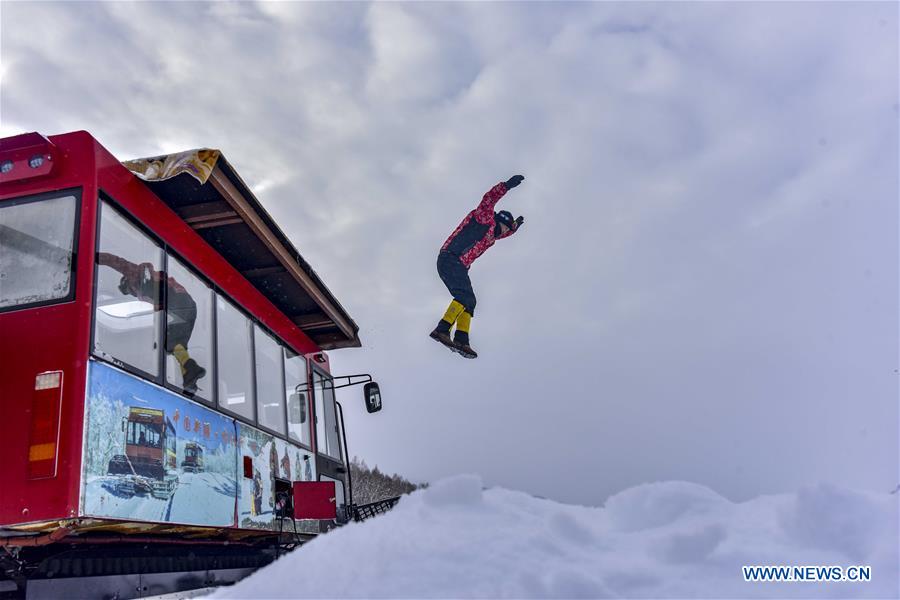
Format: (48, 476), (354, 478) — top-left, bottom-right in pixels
(97, 252), (142, 282)
(97, 252), (167, 303)
(472, 183), (508, 224)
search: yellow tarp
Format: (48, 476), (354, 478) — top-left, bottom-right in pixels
(123, 149), (221, 185)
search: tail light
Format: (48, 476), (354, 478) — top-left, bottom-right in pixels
(29, 371), (63, 479)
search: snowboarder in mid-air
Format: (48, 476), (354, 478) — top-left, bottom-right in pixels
(430, 175), (526, 359)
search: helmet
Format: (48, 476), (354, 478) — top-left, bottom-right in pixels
(495, 210), (515, 228)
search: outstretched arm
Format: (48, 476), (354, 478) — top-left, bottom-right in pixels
(97, 252), (141, 280)
(98, 252), (162, 299)
(472, 175), (525, 224)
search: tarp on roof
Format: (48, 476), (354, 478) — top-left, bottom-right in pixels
(123, 149), (221, 185)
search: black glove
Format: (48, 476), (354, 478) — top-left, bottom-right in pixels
(505, 175), (525, 189)
(515, 216), (524, 228)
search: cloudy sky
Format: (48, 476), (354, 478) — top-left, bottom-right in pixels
(2, 1), (897, 506)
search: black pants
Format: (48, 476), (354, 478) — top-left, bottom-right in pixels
(437, 252), (476, 316)
(166, 290), (197, 352)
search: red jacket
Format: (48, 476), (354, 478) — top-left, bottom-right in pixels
(441, 183), (519, 268)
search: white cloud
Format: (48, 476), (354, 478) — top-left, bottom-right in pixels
(364, 3), (480, 105)
(1, 1), (896, 504)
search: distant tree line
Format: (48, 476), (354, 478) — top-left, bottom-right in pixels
(349, 456), (423, 505)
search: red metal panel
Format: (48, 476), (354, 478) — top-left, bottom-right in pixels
(292, 481), (337, 520)
(0, 131), (97, 527)
(0, 130), (326, 533)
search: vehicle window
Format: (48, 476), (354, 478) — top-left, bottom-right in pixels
(255, 325), (286, 434)
(313, 371), (341, 460)
(165, 254), (213, 401)
(0, 193), (77, 310)
(215, 294), (254, 420)
(284, 349), (311, 447)
(94, 200), (163, 378)
(127, 421), (161, 448)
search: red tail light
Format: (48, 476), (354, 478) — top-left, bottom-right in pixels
(29, 371), (63, 479)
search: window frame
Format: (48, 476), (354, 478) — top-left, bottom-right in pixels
(310, 364), (342, 461)
(252, 322), (288, 438)
(213, 292), (258, 424)
(91, 194), (166, 385)
(283, 348), (313, 452)
(162, 249), (217, 407)
(0, 188), (82, 315)
(89, 193), (318, 447)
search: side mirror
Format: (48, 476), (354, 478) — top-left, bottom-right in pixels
(289, 392), (307, 424)
(364, 382), (382, 414)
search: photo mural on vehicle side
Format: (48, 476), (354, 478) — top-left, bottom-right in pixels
(81, 361), (238, 527)
(237, 424), (315, 531)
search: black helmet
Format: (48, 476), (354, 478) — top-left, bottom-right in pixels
(495, 210), (515, 228)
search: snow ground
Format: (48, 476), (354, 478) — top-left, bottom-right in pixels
(84, 471), (236, 526)
(212, 475), (899, 599)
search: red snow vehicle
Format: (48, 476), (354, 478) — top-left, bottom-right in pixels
(0, 131), (384, 598)
(180, 442), (204, 473)
(106, 407), (178, 498)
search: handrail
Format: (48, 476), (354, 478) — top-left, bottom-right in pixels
(351, 497), (401, 522)
(294, 373), (372, 394)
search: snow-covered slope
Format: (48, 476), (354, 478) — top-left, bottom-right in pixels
(212, 475), (898, 599)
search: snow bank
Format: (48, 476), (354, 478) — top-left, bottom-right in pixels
(212, 476), (899, 599)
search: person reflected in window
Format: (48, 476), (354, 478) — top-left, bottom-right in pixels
(98, 252), (206, 392)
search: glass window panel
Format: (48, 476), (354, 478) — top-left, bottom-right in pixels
(0, 194), (77, 310)
(323, 382), (341, 460)
(313, 371), (341, 460)
(313, 371), (326, 455)
(216, 295), (254, 420)
(94, 201), (163, 377)
(127, 421), (161, 448)
(284, 349), (310, 447)
(165, 255), (213, 401)
(254, 325), (286, 434)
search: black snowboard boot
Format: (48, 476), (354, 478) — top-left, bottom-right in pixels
(430, 320), (456, 352)
(452, 332), (478, 359)
(182, 358), (207, 394)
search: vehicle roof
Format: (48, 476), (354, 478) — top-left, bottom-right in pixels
(123, 149), (361, 350)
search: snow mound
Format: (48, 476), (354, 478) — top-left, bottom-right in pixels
(422, 473), (484, 507)
(603, 480), (730, 532)
(211, 479), (899, 599)
(655, 523), (727, 565)
(779, 483), (893, 562)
